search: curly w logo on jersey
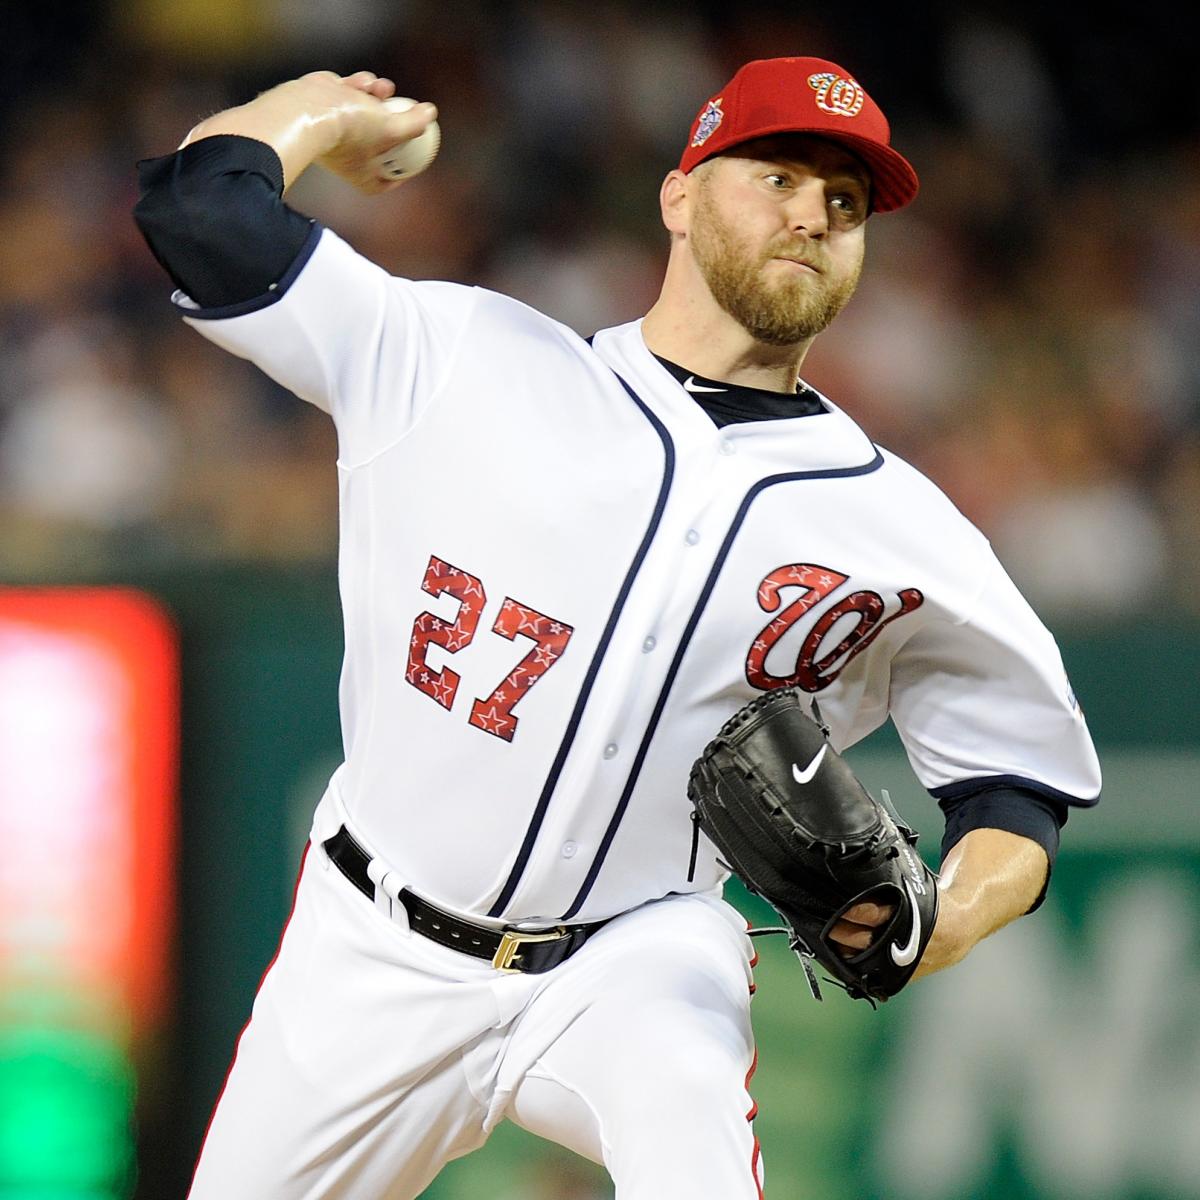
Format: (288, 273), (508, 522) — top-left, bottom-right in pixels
(807, 71), (865, 117)
(745, 563), (923, 693)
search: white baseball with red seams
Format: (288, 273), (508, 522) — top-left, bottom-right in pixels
(177, 227), (1100, 1198)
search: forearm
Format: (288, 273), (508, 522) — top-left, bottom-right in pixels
(913, 827), (1049, 979)
(178, 70), (435, 194)
(182, 77), (344, 191)
(134, 70), (438, 305)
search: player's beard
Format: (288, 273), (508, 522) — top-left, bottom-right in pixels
(690, 188), (863, 346)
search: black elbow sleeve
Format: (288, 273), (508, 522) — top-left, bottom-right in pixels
(133, 135), (315, 309)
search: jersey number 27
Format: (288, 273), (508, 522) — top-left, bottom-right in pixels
(405, 554), (575, 742)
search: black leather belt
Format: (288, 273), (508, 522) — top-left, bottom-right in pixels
(322, 826), (608, 974)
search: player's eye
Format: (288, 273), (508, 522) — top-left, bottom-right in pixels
(829, 192), (866, 227)
(764, 173), (791, 190)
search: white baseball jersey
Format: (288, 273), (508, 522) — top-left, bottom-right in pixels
(179, 227), (1101, 926)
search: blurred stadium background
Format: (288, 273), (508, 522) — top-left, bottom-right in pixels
(1, 2), (1197, 1197)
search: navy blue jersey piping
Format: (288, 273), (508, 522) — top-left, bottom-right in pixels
(172, 220), (323, 320)
(487, 372), (675, 918)
(561, 450), (885, 920)
(930, 773), (1098, 808)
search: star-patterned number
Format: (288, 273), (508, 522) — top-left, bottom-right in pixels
(404, 554), (574, 742)
(469, 602), (575, 742)
(405, 556), (487, 710)
(745, 563), (925, 693)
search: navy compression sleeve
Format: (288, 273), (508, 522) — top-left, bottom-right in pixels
(133, 135), (315, 308)
(938, 786), (1067, 911)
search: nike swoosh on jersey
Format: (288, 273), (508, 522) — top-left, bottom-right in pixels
(890, 878), (923, 967)
(683, 375), (727, 393)
(791, 744), (827, 784)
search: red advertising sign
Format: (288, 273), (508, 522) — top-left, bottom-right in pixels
(0, 587), (177, 1032)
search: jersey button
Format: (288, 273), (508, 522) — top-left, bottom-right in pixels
(718, 440), (735, 456)
(642, 636), (657, 653)
(685, 529), (700, 546)
(603, 743), (618, 759)
(561, 841), (578, 859)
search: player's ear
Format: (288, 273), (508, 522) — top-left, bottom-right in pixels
(659, 169), (692, 236)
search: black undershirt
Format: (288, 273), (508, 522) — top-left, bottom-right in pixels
(651, 355), (826, 427)
(132, 134), (1069, 897)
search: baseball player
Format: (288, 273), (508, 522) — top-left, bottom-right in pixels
(134, 56), (1101, 1199)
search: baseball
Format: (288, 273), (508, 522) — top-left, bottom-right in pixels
(372, 97), (441, 181)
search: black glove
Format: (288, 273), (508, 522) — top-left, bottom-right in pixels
(687, 687), (938, 1004)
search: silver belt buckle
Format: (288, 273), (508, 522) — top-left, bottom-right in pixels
(492, 926), (568, 972)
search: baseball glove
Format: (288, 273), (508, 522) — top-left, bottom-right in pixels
(687, 687), (938, 1004)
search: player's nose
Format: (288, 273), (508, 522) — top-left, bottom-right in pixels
(784, 177), (829, 239)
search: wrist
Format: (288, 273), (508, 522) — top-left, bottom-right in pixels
(248, 79), (345, 164)
(913, 886), (972, 979)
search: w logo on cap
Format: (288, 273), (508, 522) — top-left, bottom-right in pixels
(807, 72), (865, 117)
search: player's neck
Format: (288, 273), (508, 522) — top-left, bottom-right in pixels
(641, 283), (814, 395)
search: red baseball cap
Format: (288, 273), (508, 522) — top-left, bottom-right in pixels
(679, 57), (919, 213)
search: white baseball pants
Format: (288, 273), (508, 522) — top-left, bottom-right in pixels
(188, 841), (765, 1199)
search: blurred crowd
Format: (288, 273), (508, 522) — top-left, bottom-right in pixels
(1, 1), (1197, 619)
